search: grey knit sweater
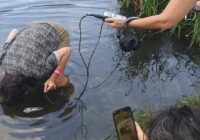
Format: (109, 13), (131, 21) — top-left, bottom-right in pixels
(1, 23), (61, 79)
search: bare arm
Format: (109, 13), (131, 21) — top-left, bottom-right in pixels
(44, 47), (71, 93)
(53, 47), (71, 76)
(5, 29), (18, 43)
(106, 0), (196, 29)
(135, 122), (147, 140)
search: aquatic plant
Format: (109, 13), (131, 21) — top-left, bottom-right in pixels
(190, 14), (200, 46)
(176, 94), (200, 108)
(118, 0), (200, 46)
(135, 108), (153, 129)
(119, 0), (134, 8)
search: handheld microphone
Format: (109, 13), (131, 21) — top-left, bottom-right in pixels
(87, 12), (127, 21)
(87, 14), (108, 21)
(87, 12), (140, 52)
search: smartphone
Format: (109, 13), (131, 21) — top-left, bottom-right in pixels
(113, 106), (138, 140)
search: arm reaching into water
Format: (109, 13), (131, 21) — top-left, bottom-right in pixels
(0, 29), (18, 63)
(5, 29), (18, 43)
(105, 0), (196, 29)
(44, 47), (71, 93)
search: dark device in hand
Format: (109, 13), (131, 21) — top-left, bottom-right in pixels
(113, 106), (138, 140)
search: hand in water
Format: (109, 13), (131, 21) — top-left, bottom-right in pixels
(44, 77), (56, 93)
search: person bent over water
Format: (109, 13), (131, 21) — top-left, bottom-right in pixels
(0, 22), (71, 105)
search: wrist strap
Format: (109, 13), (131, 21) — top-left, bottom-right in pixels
(54, 69), (61, 76)
(121, 16), (139, 28)
(117, 16), (140, 39)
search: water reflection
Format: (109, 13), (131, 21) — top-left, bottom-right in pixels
(0, 82), (75, 139)
(1, 82), (74, 118)
(114, 33), (200, 98)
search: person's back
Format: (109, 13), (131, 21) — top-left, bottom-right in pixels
(2, 22), (60, 79)
(0, 22), (71, 105)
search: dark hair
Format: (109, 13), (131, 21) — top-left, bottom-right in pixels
(146, 106), (200, 140)
(0, 73), (36, 105)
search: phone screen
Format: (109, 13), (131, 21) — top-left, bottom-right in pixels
(113, 107), (138, 140)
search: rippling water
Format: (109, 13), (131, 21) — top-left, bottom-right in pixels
(1, 0), (200, 140)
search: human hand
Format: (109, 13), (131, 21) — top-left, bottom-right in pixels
(44, 78), (56, 93)
(105, 18), (126, 28)
(135, 122), (147, 140)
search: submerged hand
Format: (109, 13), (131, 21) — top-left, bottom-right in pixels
(44, 78), (56, 93)
(105, 18), (126, 28)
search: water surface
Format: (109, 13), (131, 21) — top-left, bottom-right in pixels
(1, 0), (200, 140)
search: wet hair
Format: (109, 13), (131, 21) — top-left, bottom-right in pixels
(0, 72), (36, 105)
(146, 106), (200, 140)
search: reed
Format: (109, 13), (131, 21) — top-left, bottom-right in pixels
(190, 14), (200, 46)
(118, 0), (200, 46)
(140, 0), (158, 16)
(119, 0), (134, 8)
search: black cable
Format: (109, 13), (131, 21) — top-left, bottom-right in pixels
(89, 56), (123, 89)
(87, 17), (141, 89)
(75, 14), (104, 105)
(75, 14), (124, 106)
(78, 15), (89, 69)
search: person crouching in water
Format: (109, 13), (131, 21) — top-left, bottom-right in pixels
(0, 22), (71, 105)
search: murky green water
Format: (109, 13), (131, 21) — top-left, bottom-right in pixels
(1, 0), (200, 140)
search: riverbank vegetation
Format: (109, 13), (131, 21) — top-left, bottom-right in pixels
(118, 0), (200, 46)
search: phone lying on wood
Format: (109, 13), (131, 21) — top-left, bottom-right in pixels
(113, 106), (138, 140)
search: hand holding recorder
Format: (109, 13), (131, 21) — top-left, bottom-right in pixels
(104, 12), (128, 28)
